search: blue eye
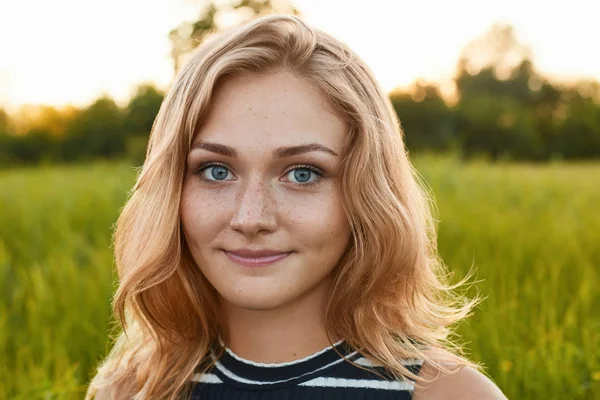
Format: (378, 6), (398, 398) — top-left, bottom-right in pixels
(193, 163), (324, 187)
(285, 166), (322, 186)
(193, 163), (234, 182)
(206, 165), (230, 181)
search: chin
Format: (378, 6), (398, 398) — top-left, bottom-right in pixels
(221, 286), (295, 311)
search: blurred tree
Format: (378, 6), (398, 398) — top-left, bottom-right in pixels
(124, 84), (165, 165)
(456, 94), (537, 160)
(169, 0), (299, 72)
(390, 83), (456, 152)
(457, 61), (539, 106)
(125, 84), (164, 136)
(457, 24), (532, 82)
(0, 129), (58, 165)
(0, 108), (11, 134)
(453, 23), (573, 160)
(9, 105), (74, 138)
(529, 79), (562, 158)
(62, 97), (126, 160)
(455, 24), (540, 106)
(34, 106), (68, 138)
(550, 86), (600, 159)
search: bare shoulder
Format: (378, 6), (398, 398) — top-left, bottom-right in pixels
(412, 360), (507, 400)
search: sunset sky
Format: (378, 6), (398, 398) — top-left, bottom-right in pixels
(0, 0), (599, 112)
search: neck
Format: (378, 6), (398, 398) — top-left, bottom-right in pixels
(220, 276), (338, 364)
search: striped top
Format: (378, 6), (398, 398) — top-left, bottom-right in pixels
(189, 340), (423, 399)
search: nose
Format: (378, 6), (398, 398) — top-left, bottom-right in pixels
(229, 176), (278, 236)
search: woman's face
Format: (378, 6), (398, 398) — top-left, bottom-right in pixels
(181, 71), (352, 311)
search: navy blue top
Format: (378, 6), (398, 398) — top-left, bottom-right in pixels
(188, 340), (423, 399)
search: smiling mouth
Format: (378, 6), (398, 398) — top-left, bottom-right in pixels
(223, 250), (292, 267)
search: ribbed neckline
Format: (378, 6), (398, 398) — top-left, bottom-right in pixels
(209, 340), (359, 389)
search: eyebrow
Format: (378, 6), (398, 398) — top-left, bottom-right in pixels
(190, 141), (339, 158)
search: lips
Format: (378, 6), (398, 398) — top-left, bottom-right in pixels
(223, 250), (292, 267)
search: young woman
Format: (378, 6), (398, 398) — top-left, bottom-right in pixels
(87, 14), (507, 400)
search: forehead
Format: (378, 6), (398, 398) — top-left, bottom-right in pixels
(195, 71), (347, 152)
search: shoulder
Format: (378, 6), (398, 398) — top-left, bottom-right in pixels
(412, 361), (507, 400)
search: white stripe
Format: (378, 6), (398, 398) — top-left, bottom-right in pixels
(402, 359), (424, 366)
(221, 339), (346, 368)
(213, 351), (359, 385)
(190, 373), (223, 384)
(299, 376), (415, 391)
(354, 357), (424, 367)
(354, 357), (384, 367)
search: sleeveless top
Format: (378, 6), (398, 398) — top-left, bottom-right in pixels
(188, 340), (423, 399)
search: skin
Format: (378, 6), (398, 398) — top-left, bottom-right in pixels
(413, 358), (508, 399)
(179, 70), (507, 399)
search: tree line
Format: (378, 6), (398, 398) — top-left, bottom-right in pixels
(0, 85), (163, 167)
(1, 21), (599, 167)
(390, 23), (600, 161)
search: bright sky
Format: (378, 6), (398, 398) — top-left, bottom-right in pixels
(1, 0), (599, 112)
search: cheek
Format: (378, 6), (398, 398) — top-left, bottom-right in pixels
(180, 184), (232, 244)
(285, 189), (350, 250)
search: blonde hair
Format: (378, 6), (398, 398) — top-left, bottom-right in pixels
(86, 14), (480, 400)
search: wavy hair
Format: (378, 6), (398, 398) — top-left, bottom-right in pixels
(86, 14), (481, 400)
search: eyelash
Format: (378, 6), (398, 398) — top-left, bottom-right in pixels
(192, 162), (325, 187)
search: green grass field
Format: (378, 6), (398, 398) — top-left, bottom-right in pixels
(1, 156), (598, 399)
